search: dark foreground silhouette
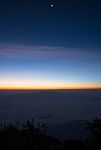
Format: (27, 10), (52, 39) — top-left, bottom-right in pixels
(0, 118), (101, 150)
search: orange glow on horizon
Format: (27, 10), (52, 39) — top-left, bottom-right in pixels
(0, 79), (101, 90)
(0, 84), (101, 90)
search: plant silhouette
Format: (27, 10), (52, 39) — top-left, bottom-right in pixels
(86, 118), (101, 150)
(1, 118), (101, 150)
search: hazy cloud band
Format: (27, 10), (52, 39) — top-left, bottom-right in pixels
(0, 43), (101, 62)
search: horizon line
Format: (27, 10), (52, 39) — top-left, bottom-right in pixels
(0, 87), (101, 91)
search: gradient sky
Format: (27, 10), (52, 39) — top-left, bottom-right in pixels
(0, 0), (101, 89)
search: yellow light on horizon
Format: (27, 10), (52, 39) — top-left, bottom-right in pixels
(0, 80), (101, 90)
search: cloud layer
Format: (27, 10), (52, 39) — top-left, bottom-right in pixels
(0, 43), (101, 62)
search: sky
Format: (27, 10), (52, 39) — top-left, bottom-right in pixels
(0, 0), (101, 89)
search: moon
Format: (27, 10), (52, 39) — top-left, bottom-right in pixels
(51, 4), (54, 7)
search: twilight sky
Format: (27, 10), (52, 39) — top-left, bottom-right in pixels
(0, 0), (101, 89)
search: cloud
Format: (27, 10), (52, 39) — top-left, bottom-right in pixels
(0, 43), (101, 62)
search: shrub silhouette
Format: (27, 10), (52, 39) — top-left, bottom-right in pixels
(86, 118), (101, 150)
(1, 118), (101, 150)
(0, 119), (62, 150)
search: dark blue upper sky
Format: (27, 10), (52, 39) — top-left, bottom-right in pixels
(0, 0), (101, 48)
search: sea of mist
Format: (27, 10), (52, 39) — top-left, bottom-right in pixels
(0, 89), (101, 140)
(0, 89), (101, 123)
